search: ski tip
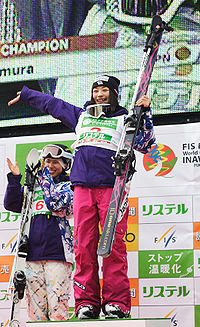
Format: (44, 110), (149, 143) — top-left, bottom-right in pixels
(26, 148), (39, 158)
(26, 148), (40, 167)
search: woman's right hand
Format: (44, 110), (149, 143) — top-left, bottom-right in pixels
(6, 158), (20, 175)
(8, 91), (21, 106)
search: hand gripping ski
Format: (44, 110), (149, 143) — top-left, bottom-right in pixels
(8, 149), (40, 327)
(97, 15), (173, 257)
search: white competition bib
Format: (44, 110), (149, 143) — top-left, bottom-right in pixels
(72, 112), (125, 151)
(31, 185), (51, 216)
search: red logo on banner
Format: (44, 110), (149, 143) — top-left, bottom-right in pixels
(143, 143), (178, 176)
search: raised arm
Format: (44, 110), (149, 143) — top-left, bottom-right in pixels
(8, 86), (83, 130)
(4, 159), (23, 213)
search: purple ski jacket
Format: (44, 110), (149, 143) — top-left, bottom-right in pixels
(20, 86), (155, 188)
(4, 169), (73, 262)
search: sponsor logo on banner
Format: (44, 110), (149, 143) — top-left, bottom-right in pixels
(182, 142), (200, 167)
(128, 198), (138, 224)
(129, 278), (139, 306)
(143, 143), (178, 177)
(0, 211), (20, 226)
(139, 305), (195, 327)
(139, 278), (194, 306)
(139, 223), (193, 250)
(124, 224), (138, 252)
(139, 249), (193, 278)
(193, 223), (200, 249)
(0, 283), (20, 309)
(154, 225), (177, 248)
(155, 225), (176, 248)
(0, 232), (17, 255)
(139, 195), (192, 224)
(0, 256), (15, 282)
(0, 318), (9, 327)
(0, 288), (9, 304)
(164, 308), (178, 327)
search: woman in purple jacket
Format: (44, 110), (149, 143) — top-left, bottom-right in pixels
(4, 144), (73, 321)
(8, 75), (155, 319)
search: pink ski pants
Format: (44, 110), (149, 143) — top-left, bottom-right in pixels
(73, 186), (131, 315)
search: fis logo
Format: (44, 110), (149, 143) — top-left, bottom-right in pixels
(165, 308), (178, 326)
(154, 226), (176, 248)
(143, 143), (178, 176)
(1, 234), (17, 253)
(0, 321), (9, 327)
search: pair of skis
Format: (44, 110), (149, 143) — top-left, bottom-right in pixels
(8, 149), (40, 327)
(97, 15), (173, 257)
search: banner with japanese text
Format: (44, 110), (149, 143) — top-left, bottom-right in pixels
(0, 122), (200, 327)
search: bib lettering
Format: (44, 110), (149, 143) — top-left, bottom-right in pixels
(32, 185), (51, 216)
(72, 112), (125, 151)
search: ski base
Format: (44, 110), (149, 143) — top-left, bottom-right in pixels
(97, 15), (173, 258)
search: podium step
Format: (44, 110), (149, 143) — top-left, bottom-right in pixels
(26, 318), (170, 327)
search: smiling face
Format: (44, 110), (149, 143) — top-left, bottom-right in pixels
(44, 158), (63, 178)
(92, 86), (110, 104)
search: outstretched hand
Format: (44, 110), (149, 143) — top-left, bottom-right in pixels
(6, 158), (20, 175)
(8, 91), (21, 106)
(136, 95), (151, 108)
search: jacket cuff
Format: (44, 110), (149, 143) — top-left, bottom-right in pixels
(7, 172), (22, 185)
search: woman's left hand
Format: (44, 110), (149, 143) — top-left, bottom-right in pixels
(136, 95), (151, 108)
